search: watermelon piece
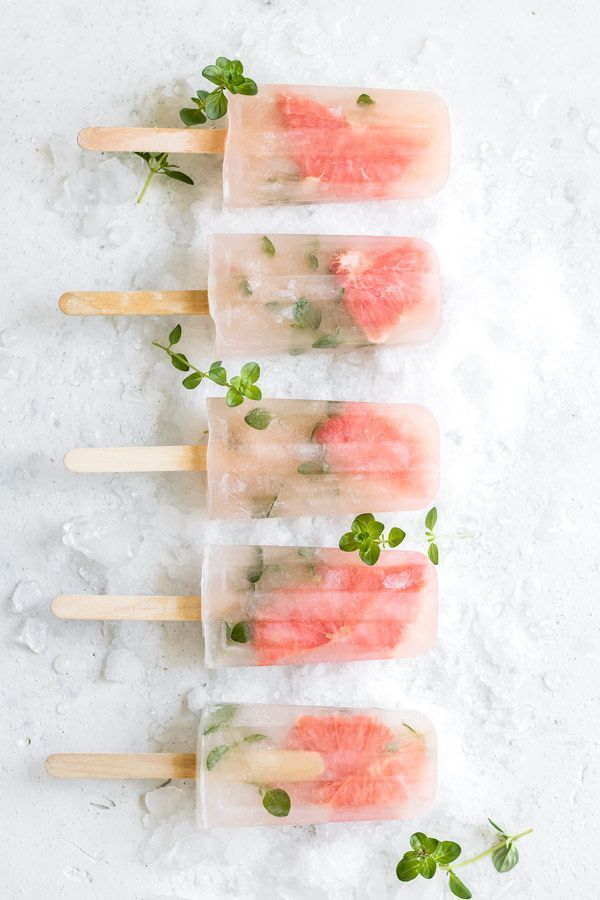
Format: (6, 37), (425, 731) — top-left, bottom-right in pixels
(330, 242), (430, 343)
(284, 714), (426, 808)
(276, 92), (425, 192)
(253, 561), (424, 665)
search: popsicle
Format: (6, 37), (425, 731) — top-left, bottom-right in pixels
(47, 702), (437, 827)
(52, 544), (438, 667)
(65, 398), (440, 519)
(60, 233), (442, 353)
(79, 85), (450, 206)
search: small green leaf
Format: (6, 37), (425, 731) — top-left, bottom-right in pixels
(226, 386), (243, 407)
(388, 527), (406, 547)
(425, 507), (438, 530)
(410, 833), (439, 855)
(420, 857), (437, 879)
(182, 371), (203, 389)
(297, 461), (329, 475)
(236, 78), (258, 95)
(306, 253), (319, 270)
(207, 363), (227, 386)
(312, 328), (341, 349)
(229, 375), (242, 390)
(261, 235), (276, 256)
(359, 542), (380, 566)
(292, 297), (322, 331)
(168, 324), (182, 345)
(262, 788), (290, 817)
(352, 513), (376, 534)
(170, 352), (190, 372)
(180, 107), (207, 126)
(242, 384), (262, 401)
(164, 170), (194, 185)
(230, 621), (252, 643)
(448, 872), (472, 899)
(488, 818), (508, 837)
(244, 408), (272, 430)
(357, 93), (375, 105)
(202, 64), (225, 84)
(492, 842), (519, 873)
(428, 543), (439, 565)
(206, 743), (230, 770)
(243, 733), (267, 743)
(339, 532), (358, 552)
(196, 89), (210, 101)
(203, 703), (236, 734)
(433, 841), (462, 865)
(240, 362), (260, 383)
(367, 519), (385, 539)
(240, 278), (253, 296)
(396, 853), (421, 882)
(205, 90), (228, 120)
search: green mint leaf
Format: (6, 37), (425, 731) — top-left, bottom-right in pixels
(164, 170), (194, 185)
(488, 818), (509, 837)
(196, 89), (210, 100)
(244, 408), (272, 430)
(492, 842), (519, 873)
(247, 547), (264, 584)
(236, 78), (258, 95)
(357, 93), (375, 105)
(206, 744), (230, 770)
(262, 788), (290, 817)
(170, 352), (190, 372)
(242, 384), (262, 401)
(207, 363), (227, 386)
(226, 386), (243, 407)
(396, 853), (422, 882)
(180, 107), (207, 126)
(433, 841), (462, 865)
(448, 872), (472, 899)
(243, 733), (267, 743)
(203, 703), (236, 734)
(297, 462), (329, 475)
(359, 542), (380, 566)
(339, 532), (359, 552)
(240, 278), (252, 296)
(367, 519), (385, 539)
(420, 857), (437, 879)
(135, 152), (151, 161)
(230, 621), (252, 643)
(202, 64), (225, 85)
(352, 513), (376, 534)
(229, 375), (242, 390)
(388, 527), (406, 547)
(312, 328), (342, 349)
(425, 507), (438, 530)
(240, 362), (260, 383)
(205, 90), (228, 120)
(182, 371), (203, 389)
(428, 543), (439, 565)
(306, 253), (319, 270)
(410, 833), (439, 855)
(168, 324), (182, 345)
(293, 297), (322, 331)
(261, 235), (276, 256)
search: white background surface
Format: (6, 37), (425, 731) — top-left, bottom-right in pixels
(1, 1), (598, 897)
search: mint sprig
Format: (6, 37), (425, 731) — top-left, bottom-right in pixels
(396, 821), (533, 898)
(152, 324), (265, 414)
(339, 513), (405, 566)
(425, 507), (439, 564)
(135, 152), (194, 204)
(180, 57), (257, 125)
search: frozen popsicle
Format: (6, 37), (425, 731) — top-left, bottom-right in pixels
(52, 544), (438, 667)
(47, 702), (436, 827)
(59, 233), (442, 353)
(79, 85), (450, 206)
(64, 399), (440, 519)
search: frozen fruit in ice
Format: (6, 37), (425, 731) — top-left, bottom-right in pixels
(330, 242), (430, 342)
(313, 406), (411, 476)
(253, 562), (424, 665)
(285, 714), (425, 808)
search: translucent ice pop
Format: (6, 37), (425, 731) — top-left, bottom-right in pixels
(47, 702), (436, 828)
(207, 398), (440, 519)
(208, 233), (441, 353)
(79, 85), (450, 207)
(201, 545), (437, 667)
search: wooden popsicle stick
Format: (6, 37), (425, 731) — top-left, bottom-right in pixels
(52, 594), (201, 621)
(46, 752), (197, 780)
(64, 445), (207, 473)
(59, 290), (210, 317)
(78, 126), (227, 154)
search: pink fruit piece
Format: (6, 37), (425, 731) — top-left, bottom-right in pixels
(330, 241), (430, 343)
(253, 561), (424, 666)
(312, 406), (412, 478)
(276, 92), (425, 194)
(284, 713), (426, 808)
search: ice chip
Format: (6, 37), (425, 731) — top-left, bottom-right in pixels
(63, 511), (143, 567)
(16, 618), (48, 654)
(145, 785), (187, 818)
(103, 647), (145, 683)
(9, 579), (43, 613)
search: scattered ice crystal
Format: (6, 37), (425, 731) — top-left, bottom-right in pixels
(9, 579), (43, 613)
(145, 785), (187, 818)
(63, 512), (144, 567)
(103, 647), (145, 683)
(585, 125), (600, 153)
(52, 655), (71, 674)
(16, 618), (48, 653)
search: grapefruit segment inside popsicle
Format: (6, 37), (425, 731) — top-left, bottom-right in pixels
(253, 561), (424, 665)
(284, 714), (426, 808)
(313, 406), (410, 476)
(330, 242), (430, 343)
(276, 92), (425, 192)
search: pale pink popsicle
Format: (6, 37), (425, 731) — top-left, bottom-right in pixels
(201, 545), (437, 667)
(206, 398), (440, 519)
(198, 702), (436, 827)
(223, 85), (450, 206)
(208, 233), (442, 354)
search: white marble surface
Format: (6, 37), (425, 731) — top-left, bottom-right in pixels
(1, 0), (599, 897)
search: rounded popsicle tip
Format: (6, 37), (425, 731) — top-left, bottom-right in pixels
(58, 292), (76, 314)
(77, 127), (97, 150)
(63, 448), (82, 472)
(45, 754), (66, 777)
(51, 595), (69, 618)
